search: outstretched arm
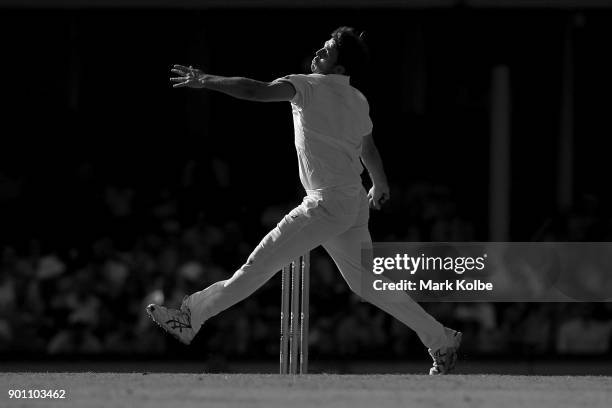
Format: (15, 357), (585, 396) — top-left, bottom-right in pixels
(361, 133), (390, 210)
(170, 65), (295, 102)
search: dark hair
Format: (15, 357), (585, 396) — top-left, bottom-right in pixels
(330, 26), (369, 77)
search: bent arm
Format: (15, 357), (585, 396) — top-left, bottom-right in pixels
(361, 133), (389, 187)
(361, 132), (391, 209)
(198, 75), (295, 102)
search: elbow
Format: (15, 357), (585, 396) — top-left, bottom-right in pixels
(241, 82), (266, 101)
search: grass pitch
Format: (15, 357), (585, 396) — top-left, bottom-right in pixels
(1, 373), (611, 408)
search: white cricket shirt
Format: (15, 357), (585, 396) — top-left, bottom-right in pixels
(277, 73), (373, 196)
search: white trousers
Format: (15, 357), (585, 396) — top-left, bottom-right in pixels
(185, 188), (447, 350)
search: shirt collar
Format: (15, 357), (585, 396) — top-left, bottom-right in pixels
(326, 74), (351, 84)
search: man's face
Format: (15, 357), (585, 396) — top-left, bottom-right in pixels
(311, 39), (342, 74)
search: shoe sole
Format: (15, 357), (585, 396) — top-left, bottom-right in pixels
(146, 304), (193, 345)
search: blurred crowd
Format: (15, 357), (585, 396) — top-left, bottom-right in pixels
(1, 161), (612, 360)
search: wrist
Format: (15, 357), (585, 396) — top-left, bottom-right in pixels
(371, 176), (389, 188)
(196, 73), (209, 88)
(372, 180), (389, 190)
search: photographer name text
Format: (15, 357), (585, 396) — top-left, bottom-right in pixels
(373, 279), (493, 291)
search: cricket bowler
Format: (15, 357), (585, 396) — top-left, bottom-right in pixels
(147, 26), (461, 375)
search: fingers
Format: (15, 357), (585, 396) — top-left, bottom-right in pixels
(170, 65), (203, 88)
(368, 189), (379, 210)
(377, 194), (389, 209)
(173, 64), (192, 72)
(368, 191), (389, 211)
(173, 64), (201, 75)
(170, 77), (190, 87)
(379, 192), (390, 205)
(170, 74), (198, 88)
(368, 197), (380, 210)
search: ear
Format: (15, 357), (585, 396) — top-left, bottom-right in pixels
(333, 65), (346, 75)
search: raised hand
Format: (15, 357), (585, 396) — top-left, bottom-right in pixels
(170, 64), (206, 88)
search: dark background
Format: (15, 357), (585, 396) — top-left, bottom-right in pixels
(1, 1), (612, 372)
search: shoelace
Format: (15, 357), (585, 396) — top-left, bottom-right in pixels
(165, 311), (192, 332)
(164, 299), (192, 332)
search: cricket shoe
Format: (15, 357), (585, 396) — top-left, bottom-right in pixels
(146, 297), (196, 345)
(428, 328), (462, 375)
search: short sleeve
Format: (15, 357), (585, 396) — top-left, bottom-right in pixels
(363, 118), (373, 136)
(275, 74), (315, 107)
(361, 95), (374, 135)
